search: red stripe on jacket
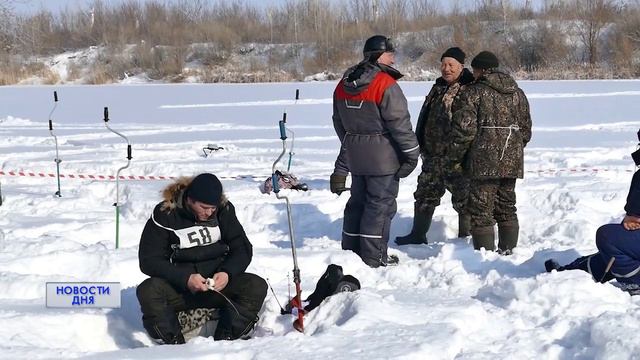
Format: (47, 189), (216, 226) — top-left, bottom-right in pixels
(334, 71), (396, 105)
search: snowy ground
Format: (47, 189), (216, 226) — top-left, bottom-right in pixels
(1, 80), (640, 359)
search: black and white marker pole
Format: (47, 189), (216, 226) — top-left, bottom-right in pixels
(271, 111), (304, 333)
(286, 89), (299, 171)
(103, 107), (132, 249)
(48, 91), (62, 197)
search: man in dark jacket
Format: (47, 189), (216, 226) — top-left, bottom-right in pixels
(396, 47), (475, 246)
(449, 51), (532, 253)
(136, 173), (267, 344)
(330, 34), (420, 268)
(545, 142), (640, 295)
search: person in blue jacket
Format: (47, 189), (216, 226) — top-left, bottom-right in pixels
(546, 134), (640, 295)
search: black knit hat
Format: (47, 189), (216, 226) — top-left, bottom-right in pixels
(186, 173), (223, 206)
(441, 47), (465, 64)
(471, 51), (499, 70)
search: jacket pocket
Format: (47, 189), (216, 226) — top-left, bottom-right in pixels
(344, 133), (401, 175)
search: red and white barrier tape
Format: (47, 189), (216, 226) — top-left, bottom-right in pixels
(0, 170), (264, 181)
(0, 167), (635, 182)
(525, 168), (635, 174)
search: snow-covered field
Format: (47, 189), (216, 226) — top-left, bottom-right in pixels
(2, 80), (640, 359)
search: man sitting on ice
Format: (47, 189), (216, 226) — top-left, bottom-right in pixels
(546, 134), (640, 295)
(136, 173), (267, 344)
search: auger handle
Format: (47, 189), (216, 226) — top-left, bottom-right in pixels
(279, 120), (287, 141)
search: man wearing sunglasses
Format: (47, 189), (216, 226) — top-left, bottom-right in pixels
(330, 35), (420, 268)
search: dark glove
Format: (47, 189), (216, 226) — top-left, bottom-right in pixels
(395, 158), (418, 179)
(330, 173), (347, 195)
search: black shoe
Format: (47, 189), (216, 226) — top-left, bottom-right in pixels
(166, 332), (186, 344)
(383, 254), (399, 266)
(497, 248), (513, 256)
(545, 259), (561, 272)
(152, 331), (185, 345)
(362, 254), (399, 268)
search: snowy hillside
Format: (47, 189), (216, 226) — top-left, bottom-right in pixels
(2, 80), (640, 359)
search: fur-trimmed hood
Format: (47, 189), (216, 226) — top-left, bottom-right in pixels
(160, 176), (228, 212)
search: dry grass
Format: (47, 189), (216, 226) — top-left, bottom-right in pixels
(0, 0), (637, 84)
(0, 60), (60, 85)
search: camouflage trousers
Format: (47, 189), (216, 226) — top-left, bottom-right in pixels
(468, 178), (518, 228)
(413, 157), (470, 214)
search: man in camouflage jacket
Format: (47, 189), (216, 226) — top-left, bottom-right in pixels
(396, 47), (475, 245)
(449, 51), (532, 253)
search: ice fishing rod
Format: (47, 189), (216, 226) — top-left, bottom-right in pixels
(285, 89), (299, 171)
(103, 107), (132, 249)
(271, 110), (304, 333)
(48, 91), (62, 197)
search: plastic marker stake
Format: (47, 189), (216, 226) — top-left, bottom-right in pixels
(48, 91), (62, 197)
(286, 89), (299, 171)
(103, 107), (132, 249)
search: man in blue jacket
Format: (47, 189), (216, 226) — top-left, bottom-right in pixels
(546, 138), (640, 295)
(330, 35), (420, 268)
(136, 173), (267, 344)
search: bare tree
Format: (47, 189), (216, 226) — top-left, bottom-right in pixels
(573, 0), (618, 65)
(380, 0), (408, 35)
(0, 0), (19, 52)
(620, 0), (640, 44)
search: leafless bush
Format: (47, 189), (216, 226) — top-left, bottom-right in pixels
(0, 0), (637, 83)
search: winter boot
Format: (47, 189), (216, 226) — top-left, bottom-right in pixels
(471, 226), (495, 251)
(213, 308), (258, 341)
(497, 220), (519, 254)
(545, 259), (561, 272)
(546, 253), (615, 283)
(458, 213), (471, 238)
(143, 307), (186, 345)
(562, 253), (615, 283)
(395, 204), (434, 245)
